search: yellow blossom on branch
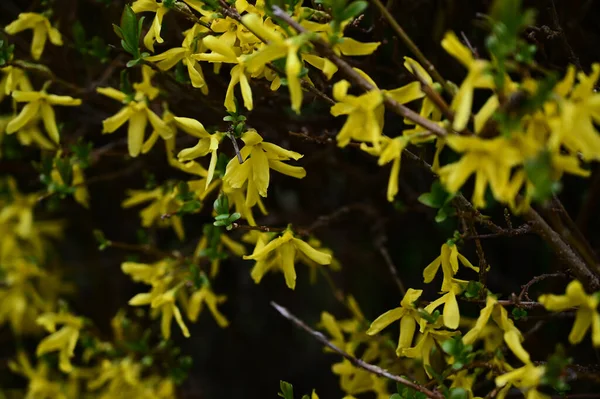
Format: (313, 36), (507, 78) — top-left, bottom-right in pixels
(131, 0), (170, 52)
(244, 229), (332, 290)
(186, 285), (229, 327)
(7, 89), (81, 145)
(538, 280), (600, 346)
(366, 288), (424, 355)
(423, 242), (479, 291)
(5, 13), (63, 60)
(224, 129), (306, 207)
(96, 85), (172, 157)
(36, 312), (84, 373)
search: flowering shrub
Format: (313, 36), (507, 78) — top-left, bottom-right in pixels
(1, 0), (600, 397)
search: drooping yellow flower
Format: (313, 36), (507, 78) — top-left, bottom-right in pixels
(145, 23), (209, 91)
(401, 326), (457, 375)
(9, 352), (67, 399)
(462, 296), (531, 365)
(361, 136), (409, 202)
(194, 35), (253, 111)
(423, 242), (479, 291)
(495, 363), (547, 399)
(243, 230), (332, 290)
(128, 282), (190, 340)
(423, 285), (462, 330)
(96, 84), (172, 157)
(50, 155), (89, 208)
(7, 89), (81, 144)
(224, 129), (306, 207)
(121, 185), (187, 240)
(0, 113), (55, 151)
(131, 0), (171, 52)
(331, 73), (423, 150)
(539, 280), (600, 346)
(5, 13), (63, 60)
(438, 135), (523, 208)
(175, 116), (223, 189)
(186, 285), (229, 327)
(366, 288), (424, 355)
(0, 65), (32, 101)
(441, 31), (494, 131)
(36, 312), (84, 373)
(242, 13), (308, 113)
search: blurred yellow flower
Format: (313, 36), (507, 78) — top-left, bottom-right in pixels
(5, 13), (63, 60)
(539, 280), (600, 346)
(36, 312), (84, 373)
(7, 89), (81, 144)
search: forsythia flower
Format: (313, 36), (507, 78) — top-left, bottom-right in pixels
(361, 136), (409, 201)
(441, 31), (494, 131)
(0, 65), (32, 101)
(244, 230), (332, 290)
(224, 129), (306, 207)
(7, 89), (81, 145)
(423, 242), (479, 291)
(366, 288), (423, 355)
(539, 280), (600, 346)
(97, 72), (172, 157)
(463, 296), (531, 365)
(437, 135), (523, 208)
(131, 0), (170, 52)
(36, 312), (84, 373)
(495, 363), (547, 399)
(242, 13), (308, 113)
(145, 23), (209, 91)
(5, 13), (63, 60)
(187, 285), (229, 327)
(9, 352), (67, 399)
(175, 116), (223, 189)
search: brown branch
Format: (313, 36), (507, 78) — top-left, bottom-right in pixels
(523, 207), (600, 291)
(229, 223), (287, 233)
(270, 302), (444, 399)
(270, 6), (448, 138)
(368, 0), (454, 95)
(518, 272), (567, 302)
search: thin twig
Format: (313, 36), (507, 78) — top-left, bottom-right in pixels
(368, 0), (454, 95)
(518, 272), (567, 302)
(230, 223), (286, 233)
(271, 301), (444, 399)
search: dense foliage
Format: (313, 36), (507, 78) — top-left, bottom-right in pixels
(1, 0), (600, 398)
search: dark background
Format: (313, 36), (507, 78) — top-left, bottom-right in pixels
(2, 0), (600, 397)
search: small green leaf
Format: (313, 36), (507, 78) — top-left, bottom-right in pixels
(511, 307), (528, 320)
(341, 1), (368, 20)
(278, 381), (294, 399)
(448, 387), (468, 399)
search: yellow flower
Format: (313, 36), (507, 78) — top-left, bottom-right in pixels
(424, 286), (462, 330)
(438, 135), (523, 208)
(242, 13), (308, 113)
(36, 312), (84, 373)
(296, 237), (340, 284)
(331, 79), (384, 149)
(97, 85), (172, 157)
(1, 66), (33, 101)
(539, 280), (600, 346)
(175, 116), (223, 189)
(131, 0), (170, 52)
(0, 113), (55, 151)
(366, 288), (423, 355)
(121, 259), (170, 285)
(423, 242), (479, 292)
(332, 73), (423, 150)
(195, 35), (253, 112)
(7, 89), (81, 144)
(361, 136), (409, 201)
(5, 13), (63, 60)
(122, 185), (186, 240)
(401, 326), (456, 375)
(244, 230), (332, 290)
(50, 155), (89, 208)
(441, 31), (494, 131)
(129, 283), (190, 339)
(145, 23), (209, 91)
(495, 363), (547, 399)
(224, 129), (306, 207)
(187, 285), (229, 327)
(403, 57), (443, 126)
(462, 296), (531, 364)
(9, 352), (67, 399)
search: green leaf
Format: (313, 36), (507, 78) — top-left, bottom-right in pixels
(278, 381), (294, 399)
(464, 281), (483, 299)
(93, 229), (111, 251)
(341, 1), (367, 20)
(72, 21), (87, 50)
(511, 307), (528, 320)
(448, 387), (468, 399)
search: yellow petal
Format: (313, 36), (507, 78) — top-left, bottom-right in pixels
(127, 110), (148, 157)
(397, 315), (416, 352)
(102, 106), (134, 133)
(366, 307), (405, 335)
(280, 242), (297, 290)
(7, 102), (40, 133)
(40, 102), (59, 143)
(293, 238), (332, 265)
